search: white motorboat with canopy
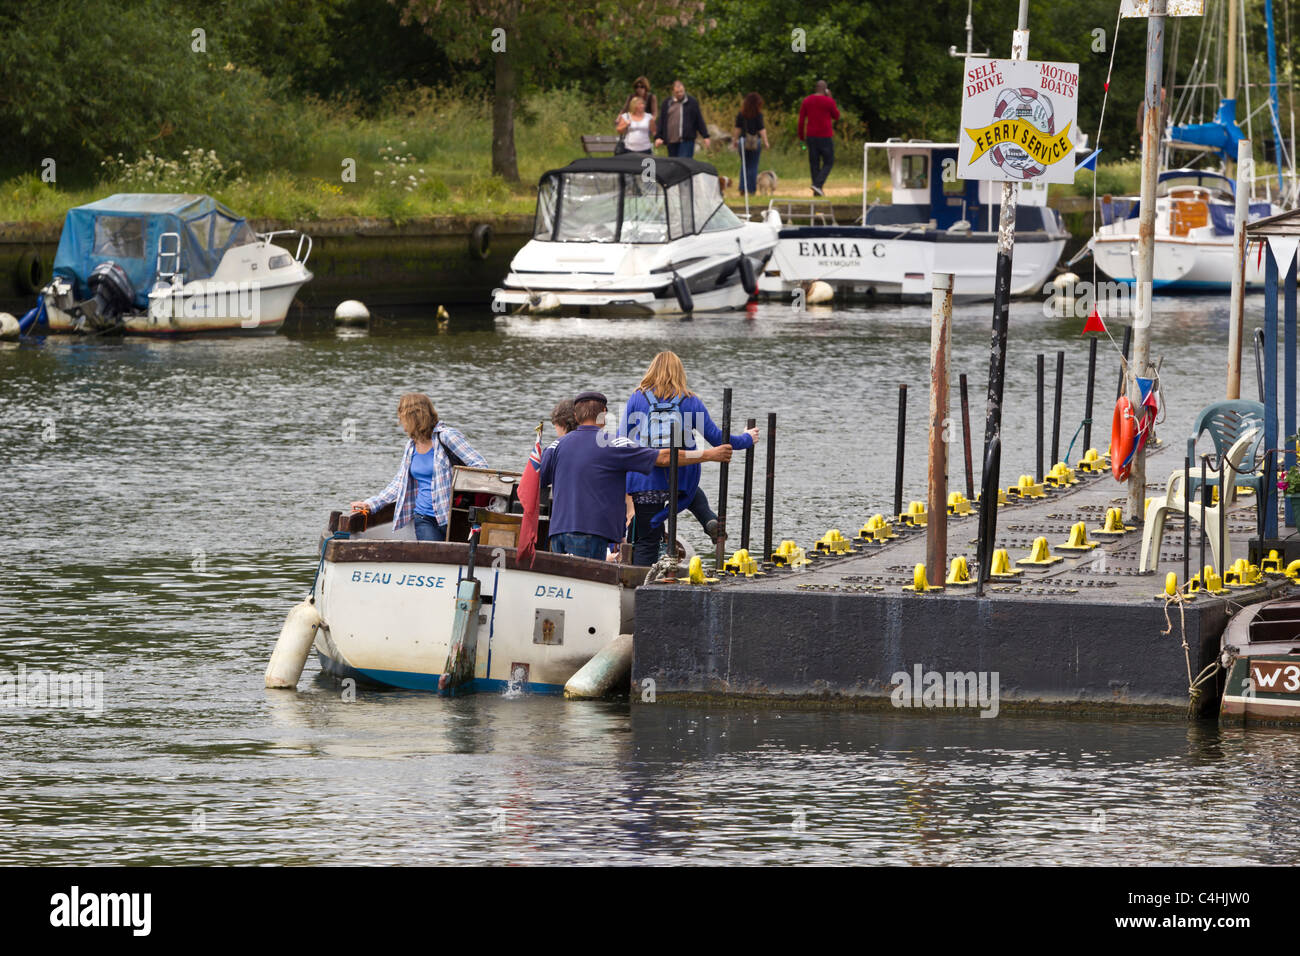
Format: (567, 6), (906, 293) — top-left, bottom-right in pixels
(38, 193), (312, 335)
(493, 155), (778, 315)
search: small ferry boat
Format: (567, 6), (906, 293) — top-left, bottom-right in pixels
(309, 465), (640, 694)
(41, 194), (312, 335)
(1220, 596), (1300, 723)
(1090, 169), (1278, 292)
(757, 140), (1069, 301)
(492, 155), (778, 316)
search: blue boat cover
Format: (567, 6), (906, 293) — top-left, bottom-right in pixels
(52, 194), (256, 306)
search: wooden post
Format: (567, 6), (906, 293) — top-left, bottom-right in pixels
(928, 273), (954, 585)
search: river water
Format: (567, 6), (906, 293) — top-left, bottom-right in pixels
(1, 296), (1298, 865)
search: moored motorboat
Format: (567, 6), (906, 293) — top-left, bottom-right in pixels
(757, 140), (1069, 302)
(41, 194), (312, 335)
(1219, 596), (1300, 723)
(492, 155), (777, 316)
(309, 465), (642, 695)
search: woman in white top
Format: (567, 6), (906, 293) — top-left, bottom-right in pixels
(616, 97), (654, 155)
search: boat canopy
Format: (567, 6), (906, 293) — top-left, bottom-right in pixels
(52, 194), (257, 306)
(533, 156), (741, 243)
(1157, 168), (1235, 195)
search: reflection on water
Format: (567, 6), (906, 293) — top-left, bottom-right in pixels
(0, 297), (1297, 865)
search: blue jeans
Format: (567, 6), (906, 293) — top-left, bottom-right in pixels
(550, 532), (612, 560)
(740, 147), (761, 194)
(806, 136), (834, 189)
(414, 514), (447, 541)
(667, 141), (696, 158)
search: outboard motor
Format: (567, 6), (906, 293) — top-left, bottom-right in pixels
(74, 261), (136, 330)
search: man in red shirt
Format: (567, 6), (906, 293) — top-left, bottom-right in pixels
(797, 80), (840, 196)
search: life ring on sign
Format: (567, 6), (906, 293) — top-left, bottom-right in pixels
(1111, 396), (1140, 482)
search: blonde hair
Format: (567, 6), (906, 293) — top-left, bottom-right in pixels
(638, 351), (693, 400)
(397, 392), (438, 440)
(628, 96), (645, 112)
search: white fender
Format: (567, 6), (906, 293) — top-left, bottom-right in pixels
(333, 299), (370, 325)
(563, 634), (634, 700)
(0, 312), (19, 341)
(806, 280), (834, 304)
(265, 600), (323, 689)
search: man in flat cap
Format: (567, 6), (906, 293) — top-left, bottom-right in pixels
(538, 390), (733, 560)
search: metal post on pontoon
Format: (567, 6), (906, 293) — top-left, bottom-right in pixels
(1228, 138), (1252, 399)
(978, 0), (1030, 566)
(1129, 0), (1167, 524)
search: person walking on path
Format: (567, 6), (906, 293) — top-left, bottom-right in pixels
(798, 80), (840, 196)
(621, 351), (758, 566)
(655, 80), (710, 158)
(733, 92), (769, 195)
(620, 76), (658, 121)
(616, 96), (655, 155)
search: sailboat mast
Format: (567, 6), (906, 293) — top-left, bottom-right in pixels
(1226, 0), (1237, 101)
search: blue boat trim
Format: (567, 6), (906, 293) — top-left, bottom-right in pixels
(315, 650), (564, 695)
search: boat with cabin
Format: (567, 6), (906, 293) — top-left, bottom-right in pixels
(307, 464), (641, 695)
(492, 155), (778, 316)
(1219, 595), (1300, 723)
(40, 194), (312, 335)
(757, 140), (1069, 301)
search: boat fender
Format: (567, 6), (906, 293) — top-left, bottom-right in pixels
(563, 634), (634, 700)
(737, 254), (758, 295)
(333, 299), (370, 325)
(13, 249), (44, 295)
(672, 273), (694, 313)
(1110, 396), (1139, 482)
(0, 312), (18, 341)
(468, 223), (493, 260)
(265, 600), (323, 689)
(806, 280), (834, 304)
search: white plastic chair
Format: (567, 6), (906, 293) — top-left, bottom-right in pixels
(1139, 427), (1259, 573)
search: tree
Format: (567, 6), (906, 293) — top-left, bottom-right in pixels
(396, 0), (708, 182)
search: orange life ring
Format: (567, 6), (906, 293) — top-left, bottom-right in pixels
(1111, 396), (1139, 482)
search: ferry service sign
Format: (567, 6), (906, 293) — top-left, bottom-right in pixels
(957, 58), (1080, 185)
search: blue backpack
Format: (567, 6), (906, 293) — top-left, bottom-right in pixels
(644, 388), (685, 448)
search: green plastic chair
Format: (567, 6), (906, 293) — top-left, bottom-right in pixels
(1185, 399), (1266, 500)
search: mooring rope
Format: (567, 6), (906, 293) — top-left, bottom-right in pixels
(1161, 589), (1222, 717)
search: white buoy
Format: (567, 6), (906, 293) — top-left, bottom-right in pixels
(0, 313), (19, 341)
(806, 280), (834, 304)
(563, 634), (634, 700)
(265, 600), (323, 689)
(531, 292), (562, 315)
(333, 299), (370, 325)
(1053, 272), (1079, 292)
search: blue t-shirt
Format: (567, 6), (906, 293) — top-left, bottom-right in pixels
(538, 425), (659, 541)
(411, 446), (438, 516)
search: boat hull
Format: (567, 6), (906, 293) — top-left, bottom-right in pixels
(44, 277), (307, 335)
(313, 537), (634, 695)
(757, 227), (1067, 301)
(1093, 235), (1266, 292)
(1220, 654), (1300, 722)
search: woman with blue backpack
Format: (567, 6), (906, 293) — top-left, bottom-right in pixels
(621, 351), (759, 566)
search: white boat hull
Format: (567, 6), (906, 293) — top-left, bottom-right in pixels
(1093, 234), (1266, 291)
(44, 277), (306, 334)
(757, 230), (1066, 301)
(313, 536), (634, 694)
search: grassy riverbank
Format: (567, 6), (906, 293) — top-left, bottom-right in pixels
(0, 89), (1144, 226)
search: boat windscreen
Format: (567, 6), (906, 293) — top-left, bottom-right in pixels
(620, 175), (668, 242)
(535, 178), (559, 239)
(554, 173), (621, 242)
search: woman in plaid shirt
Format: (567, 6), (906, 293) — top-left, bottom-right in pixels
(350, 393), (487, 541)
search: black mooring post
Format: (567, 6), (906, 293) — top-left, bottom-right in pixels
(894, 384), (908, 520)
(1083, 336), (1098, 452)
(763, 412), (777, 563)
(740, 416), (756, 551)
(975, 436), (1001, 597)
(1116, 324), (1133, 401)
(666, 420), (680, 580)
(1183, 454), (1190, 589)
(1036, 353), (1045, 482)
(1199, 455), (1208, 577)
(960, 373), (974, 502)
(1051, 350), (1064, 465)
(715, 387), (732, 567)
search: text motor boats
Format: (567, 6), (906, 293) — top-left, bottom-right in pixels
(493, 155), (777, 316)
(309, 466), (638, 695)
(757, 140), (1069, 302)
(42, 194), (312, 335)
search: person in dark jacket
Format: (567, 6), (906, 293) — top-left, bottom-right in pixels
(654, 80), (711, 158)
(733, 92), (770, 194)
